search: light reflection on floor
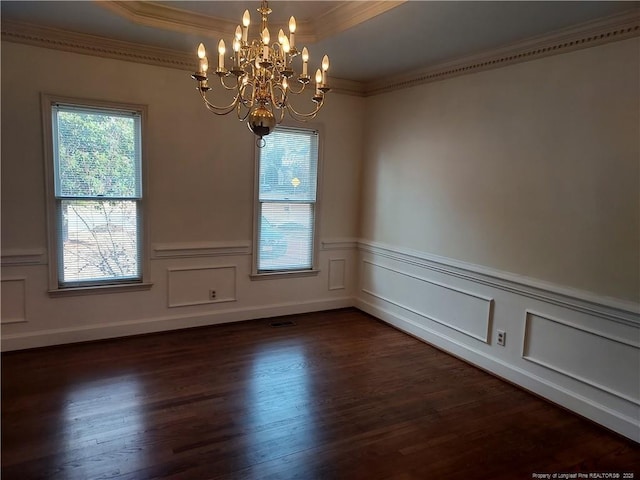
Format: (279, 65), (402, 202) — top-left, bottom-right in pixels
(59, 374), (146, 479)
(245, 343), (319, 473)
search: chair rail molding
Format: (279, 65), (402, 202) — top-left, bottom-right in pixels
(357, 240), (640, 325)
(1, 248), (47, 267)
(152, 241), (252, 259)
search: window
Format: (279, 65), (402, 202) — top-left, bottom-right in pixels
(43, 96), (148, 292)
(254, 126), (320, 274)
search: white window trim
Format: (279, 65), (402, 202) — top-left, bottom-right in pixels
(251, 123), (323, 279)
(41, 94), (152, 295)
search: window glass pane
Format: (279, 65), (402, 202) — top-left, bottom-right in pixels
(59, 199), (140, 284)
(259, 128), (317, 202)
(259, 203), (313, 271)
(54, 107), (141, 198)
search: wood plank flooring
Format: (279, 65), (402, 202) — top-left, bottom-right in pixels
(2, 308), (638, 479)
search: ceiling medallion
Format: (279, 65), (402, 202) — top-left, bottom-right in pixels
(191, 0), (331, 146)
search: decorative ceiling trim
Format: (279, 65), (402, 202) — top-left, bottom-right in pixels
(1, 19), (194, 69)
(98, 1), (252, 43)
(311, 1), (405, 42)
(0, 19), (365, 96)
(364, 9), (640, 96)
(96, 1), (404, 46)
(2, 8), (637, 99)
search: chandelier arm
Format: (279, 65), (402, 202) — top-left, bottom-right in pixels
(285, 80), (306, 95)
(200, 89), (242, 115)
(271, 83), (287, 109)
(220, 75), (240, 90)
(285, 99), (323, 121)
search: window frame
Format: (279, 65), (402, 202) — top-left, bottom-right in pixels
(251, 124), (323, 279)
(41, 94), (151, 295)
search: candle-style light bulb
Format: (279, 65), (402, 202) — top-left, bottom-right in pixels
(232, 38), (241, 68)
(242, 10), (250, 43)
(282, 36), (290, 67)
(315, 68), (322, 95)
(218, 39), (226, 69)
(235, 25), (242, 41)
(321, 54), (329, 85)
(278, 29), (286, 45)
(197, 43), (207, 73)
(262, 28), (270, 61)
(289, 16), (296, 48)
(301, 46), (309, 76)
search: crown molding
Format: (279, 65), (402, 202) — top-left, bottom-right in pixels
(312, 1), (406, 42)
(1, 19), (195, 70)
(0, 19), (366, 96)
(364, 8), (640, 96)
(97, 1), (404, 47)
(99, 1), (246, 43)
(2, 8), (637, 99)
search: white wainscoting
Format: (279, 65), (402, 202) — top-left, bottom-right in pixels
(1, 277), (28, 324)
(361, 260), (493, 343)
(328, 258), (346, 291)
(1, 240), (357, 352)
(523, 311), (640, 406)
(167, 265), (237, 307)
(356, 240), (640, 442)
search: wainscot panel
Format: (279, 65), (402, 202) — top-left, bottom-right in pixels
(356, 241), (640, 442)
(167, 265), (237, 307)
(1, 277), (27, 324)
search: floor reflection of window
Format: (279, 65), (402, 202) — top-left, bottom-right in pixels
(246, 344), (318, 467)
(59, 375), (146, 479)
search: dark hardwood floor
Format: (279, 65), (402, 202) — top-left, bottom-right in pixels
(2, 308), (638, 480)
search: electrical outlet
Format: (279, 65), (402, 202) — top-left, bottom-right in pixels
(496, 329), (506, 346)
(209, 289), (216, 300)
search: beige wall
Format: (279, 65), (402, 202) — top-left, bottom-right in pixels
(360, 38), (639, 302)
(1, 41), (363, 348)
(1, 42), (363, 249)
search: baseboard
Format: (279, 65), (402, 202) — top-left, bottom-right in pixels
(1, 297), (354, 351)
(356, 297), (639, 443)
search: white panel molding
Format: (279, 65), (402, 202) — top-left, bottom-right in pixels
(361, 260), (492, 343)
(152, 241), (251, 259)
(356, 297), (640, 442)
(167, 265), (237, 308)
(0, 277), (28, 324)
(321, 238), (359, 251)
(328, 258), (346, 291)
(1, 248), (46, 266)
(0, 296), (354, 352)
(522, 310), (640, 407)
(358, 240), (639, 326)
(365, 9), (640, 96)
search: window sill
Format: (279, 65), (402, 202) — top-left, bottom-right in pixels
(48, 282), (153, 297)
(250, 269), (320, 281)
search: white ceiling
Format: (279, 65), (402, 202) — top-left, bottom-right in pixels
(1, 1), (637, 83)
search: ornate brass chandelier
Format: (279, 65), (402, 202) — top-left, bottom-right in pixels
(191, 0), (331, 145)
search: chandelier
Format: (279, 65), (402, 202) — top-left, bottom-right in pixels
(191, 1), (331, 146)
